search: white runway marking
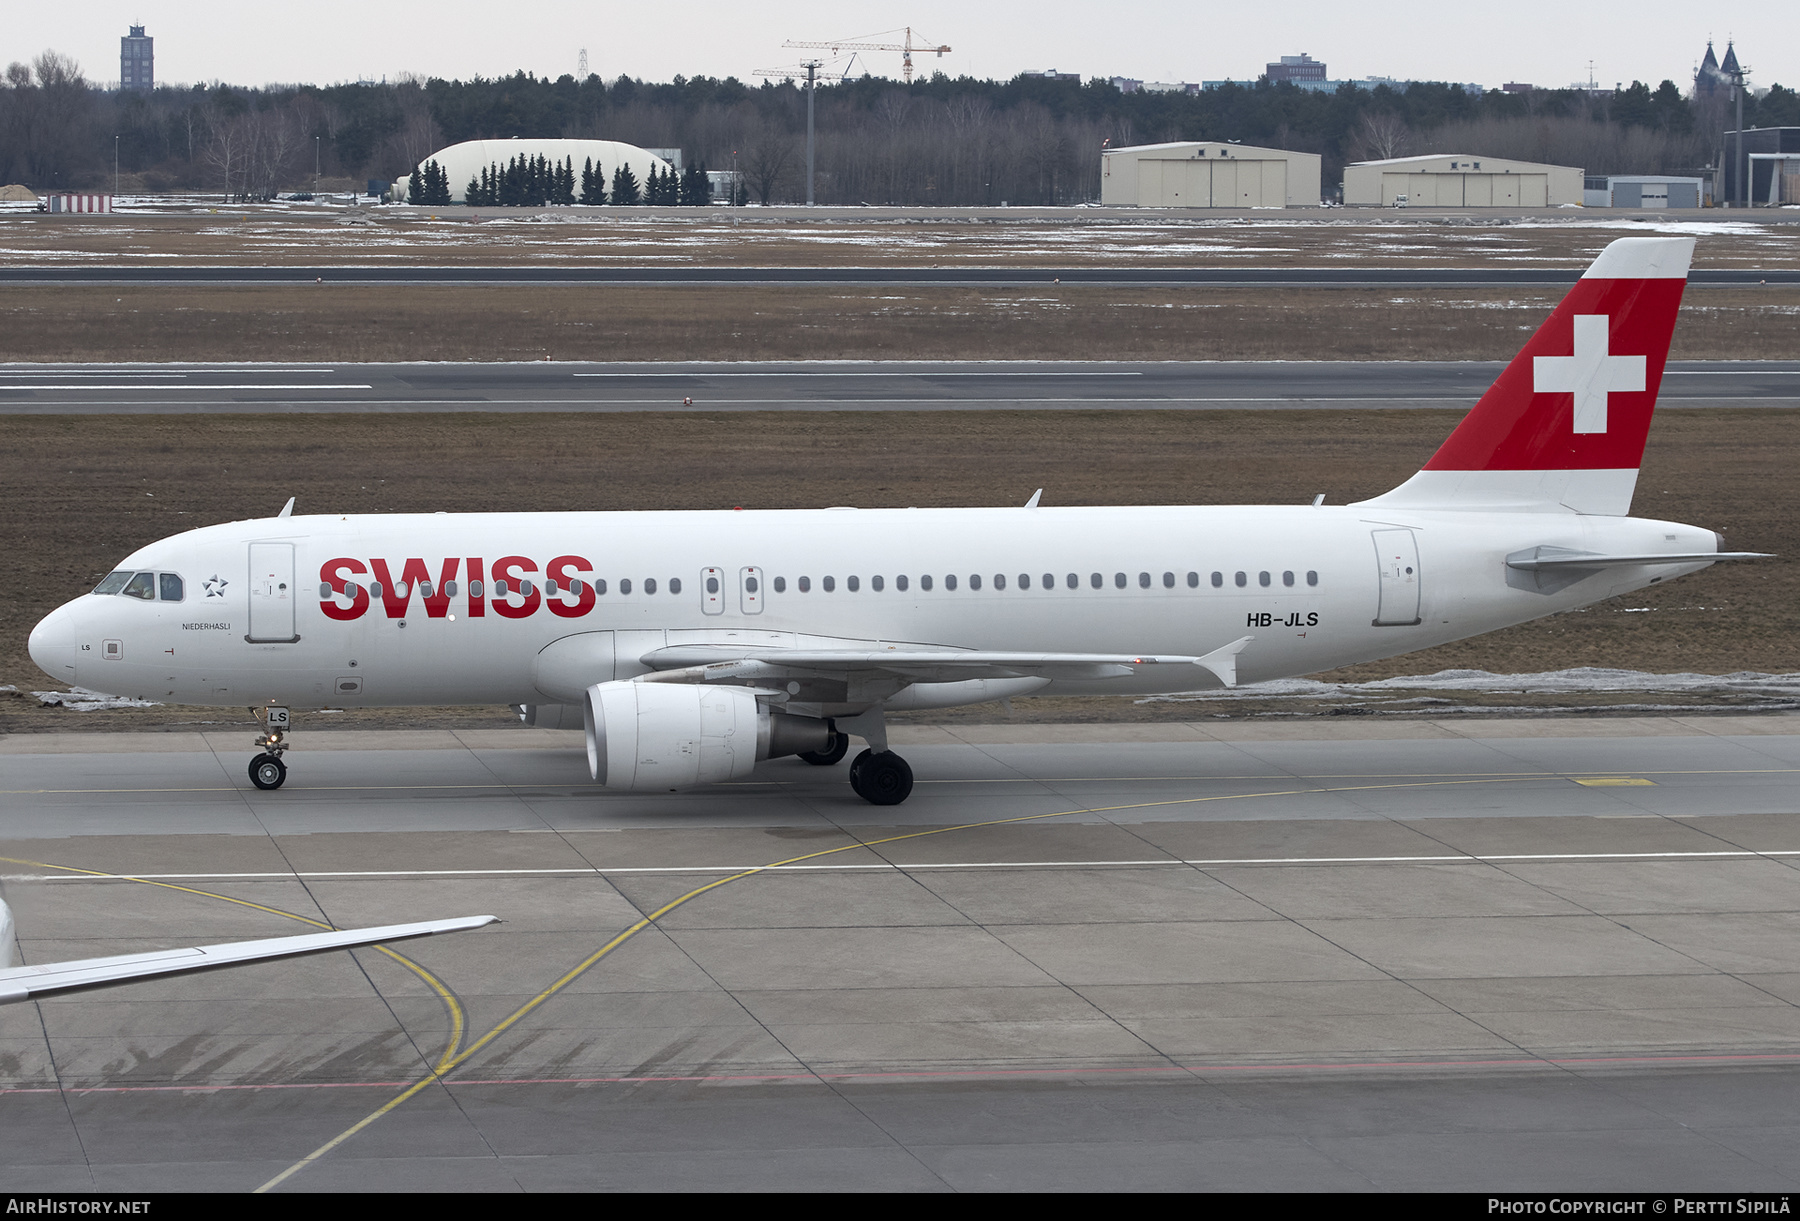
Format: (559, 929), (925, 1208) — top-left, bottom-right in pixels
(10, 848), (1799, 883)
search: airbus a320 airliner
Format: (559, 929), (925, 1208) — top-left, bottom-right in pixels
(28, 237), (1763, 805)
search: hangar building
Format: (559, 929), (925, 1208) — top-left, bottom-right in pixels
(1583, 175), (1704, 209)
(401, 139), (672, 204)
(1100, 142), (1322, 207)
(1344, 154), (1582, 207)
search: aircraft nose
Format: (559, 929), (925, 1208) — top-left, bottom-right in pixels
(28, 601), (79, 685)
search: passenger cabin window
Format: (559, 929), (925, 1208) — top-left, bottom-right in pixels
(1234, 572), (1247, 588)
(122, 572), (156, 600)
(773, 576), (786, 593)
(1307, 570), (1319, 587)
(1019, 574), (1031, 590)
(1283, 571), (1295, 587)
(669, 578), (682, 594)
(993, 574), (1005, 590)
(846, 576), (859, 592)
(645, 578), (657, 595)
(1139, 572), (1151, 589)
(1162, 572), (1174, 589)
(1089, 573), (1102, 589)
(823, 576), (836, 592)
(798, 576), (811, 592)
(594, 579), (607, 595)
(470, 580), (484, 598)
(896, 575), (908, 591)
(1211, 572), (1223, 588)
(1114, 572), (1127, 589)
(619, 579), (632, 595)
(945, 574), (958, 591)
(969, 574), (981, 590)
(1066, 573), (1078, 589)
(93, 571), (131, 596)
(159, 574), (184, 601)
(871, 575), (883, 591)
(1259, 571), (1271, 587)
(921, 575), (933, 591)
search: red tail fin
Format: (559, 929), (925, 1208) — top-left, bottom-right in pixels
(1364, 236), (1692, 515)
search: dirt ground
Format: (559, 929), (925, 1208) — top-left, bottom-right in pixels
(3, 408), (1795, 733)
(2, 209), (1796, 269)
(3, 284), (1797, 363)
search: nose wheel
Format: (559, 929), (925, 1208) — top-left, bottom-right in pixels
(848, 749), (913, 805)
(250, 753), (288, 790)
(248, 705), (292, 791)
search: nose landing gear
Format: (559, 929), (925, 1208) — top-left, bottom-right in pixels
(248, 705), (291, 791)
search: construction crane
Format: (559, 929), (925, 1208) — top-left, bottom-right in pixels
(783, 27), (951, 84)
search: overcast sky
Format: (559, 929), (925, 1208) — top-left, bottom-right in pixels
(10, 3), (1796, 93)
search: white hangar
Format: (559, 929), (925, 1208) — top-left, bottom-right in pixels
(1344, 154), (1583, 207)
(1101, 141), (1322, 208)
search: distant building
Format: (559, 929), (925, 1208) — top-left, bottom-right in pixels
(1502, 82), (1535, 94)
(1695, 40), (1740, 99)
(1202, 71), (1462, 95)
(1583, 175), (1704, 209)
(1265, 54), (1326, 84)
(1721, 128), (1800, 206)
(120, 25), (153, 93)
(1141, 81), (1200, 96)
(1101, 141), (1323, 208)
(1108, 77), (1142, 94)
(1344, 154), (1582, 207)
(1023, 69), (1081, 82)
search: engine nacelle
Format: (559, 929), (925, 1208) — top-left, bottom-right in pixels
(582, 681), (834, 791)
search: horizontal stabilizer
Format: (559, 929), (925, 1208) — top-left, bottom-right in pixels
(1506, 547), (1772, 571)
(0, 914), (496, 1004)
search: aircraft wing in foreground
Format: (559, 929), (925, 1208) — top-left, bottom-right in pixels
(0, 901), (495, 1003)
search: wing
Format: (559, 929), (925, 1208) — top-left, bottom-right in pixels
(637, 636), (1255, 691)
(0, 914), (496, 1004)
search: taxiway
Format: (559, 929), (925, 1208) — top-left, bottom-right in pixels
(4, 717), (1800, 1190)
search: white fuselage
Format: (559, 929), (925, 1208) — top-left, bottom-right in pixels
(30, 504), (1716, 712)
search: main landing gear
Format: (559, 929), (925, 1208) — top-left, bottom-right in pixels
(248, 705), (291, 791)
(848, 749), (913, 806)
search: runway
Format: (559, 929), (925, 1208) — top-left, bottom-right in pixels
(3, 360), (1799, 414)
(3, 265), (1797, 287)
(5, 716), (1800, 1190)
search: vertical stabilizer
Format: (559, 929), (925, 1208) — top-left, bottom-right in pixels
(1360, 236), (1692, 515)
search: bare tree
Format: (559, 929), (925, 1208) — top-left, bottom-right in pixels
(1349, 111), (1411, 162)
(740, 119), (797, 204)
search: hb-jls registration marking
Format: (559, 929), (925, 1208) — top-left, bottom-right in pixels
(1247, 612), (1319, 628)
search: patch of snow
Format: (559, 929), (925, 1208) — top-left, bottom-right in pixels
(1147, 667), (1800, 704)
(32, 688), (162, 711)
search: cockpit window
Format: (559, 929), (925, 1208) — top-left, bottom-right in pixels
(121, 572), (156, 600)
(159, 573), (184, 601)
(93, 571), (131, 595)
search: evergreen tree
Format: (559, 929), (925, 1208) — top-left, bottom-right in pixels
(680, 163), (712, 206)
(580, 157), (608, 205)
(465, 174), (480, 205)
(612, 163), (640, 205)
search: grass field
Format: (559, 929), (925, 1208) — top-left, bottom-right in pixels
(3, 210), (1796, 268)
(3, 284), (1797, 363)
(4, 408), (1795, 731)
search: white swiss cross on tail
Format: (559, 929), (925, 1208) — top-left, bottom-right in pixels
(1532, 314), (1646, 434)
(1364, 236), (1692, 517)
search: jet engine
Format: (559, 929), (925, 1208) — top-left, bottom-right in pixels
(582, 680), (834, 790)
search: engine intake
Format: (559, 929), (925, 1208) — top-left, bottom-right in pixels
(582, 681), (833, 791)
